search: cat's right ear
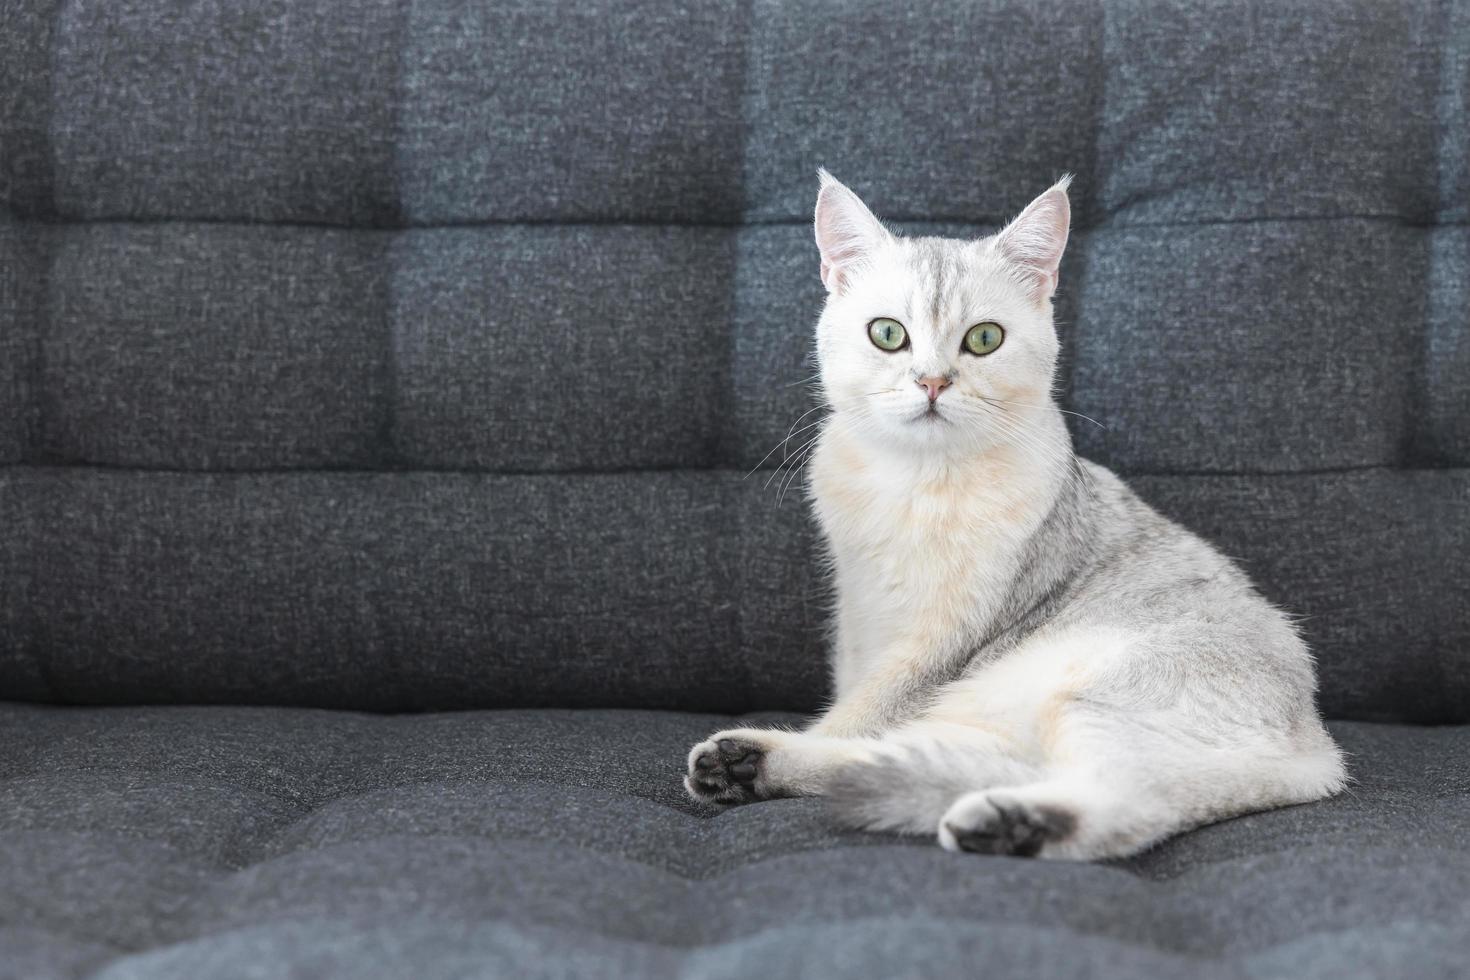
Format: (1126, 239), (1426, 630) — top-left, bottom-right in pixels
(814, 170), (891, 294)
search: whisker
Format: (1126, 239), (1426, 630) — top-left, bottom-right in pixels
(781, 402), (829, 443)
(772, 435), (819, 501)
(776, 448), (813, 506)
(980, 395), (1106, 430)
(764, 429), (824, 490)
(744, 402), (830, 479)
(771, 409), (874, 508)
(961, 399), (1076, 475)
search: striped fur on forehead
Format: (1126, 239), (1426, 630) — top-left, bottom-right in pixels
(895, 236), (1033, 347)
(907, 237), (966, 327)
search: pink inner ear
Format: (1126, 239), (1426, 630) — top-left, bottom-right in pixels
(814, 176), (889, 293)
(814, 193), (864, 291)
(996, 185), (1071, 302)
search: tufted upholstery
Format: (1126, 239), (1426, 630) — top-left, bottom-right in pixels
(1, 705), (1468, 978)
(1, 0), (1466, 722)
(1, 0), (1468, 975)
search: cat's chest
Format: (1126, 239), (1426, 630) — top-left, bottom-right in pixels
(810, 442), (1041, 632)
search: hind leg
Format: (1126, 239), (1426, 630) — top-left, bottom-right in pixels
(938, 775), (1127, 858)
(823, 721), (1042, 833)
(939, 742), (1347, 860)
(926, 635), (1347, 859)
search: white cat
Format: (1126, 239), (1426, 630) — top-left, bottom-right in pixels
(684, 172), (1346, 860)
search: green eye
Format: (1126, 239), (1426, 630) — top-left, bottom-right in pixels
(963, 322), (1005, 355)
(868, 317), (908, 352)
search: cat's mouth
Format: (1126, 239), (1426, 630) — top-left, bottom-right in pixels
(911, 405), (948, 424)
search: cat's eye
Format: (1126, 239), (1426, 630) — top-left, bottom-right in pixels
(868, 317), (908, 352)
(963, 322), (1005, 356)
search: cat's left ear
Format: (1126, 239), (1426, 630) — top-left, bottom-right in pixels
(993, 177), (1072, 304)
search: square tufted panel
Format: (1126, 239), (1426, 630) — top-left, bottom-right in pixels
(2, 704), (1468, 979)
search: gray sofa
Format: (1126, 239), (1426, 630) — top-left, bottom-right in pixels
(2, 0), (1467, 977)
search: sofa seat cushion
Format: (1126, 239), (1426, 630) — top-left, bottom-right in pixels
(1, 704), (1467, 979)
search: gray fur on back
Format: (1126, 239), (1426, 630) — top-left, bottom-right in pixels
(930, 455), (1318, 729)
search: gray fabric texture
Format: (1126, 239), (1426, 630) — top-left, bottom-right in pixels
(0, 467), (1465, 719)
(2, 2), (1466, 977)
(0, 0), (1466, 719)
(1, 705), (1468, 979)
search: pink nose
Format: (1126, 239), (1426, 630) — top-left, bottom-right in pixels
(916, 376), (952, 402)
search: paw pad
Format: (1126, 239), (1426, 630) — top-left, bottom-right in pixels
(686, 737), (765, 804)
(941, 795), (1075, 858)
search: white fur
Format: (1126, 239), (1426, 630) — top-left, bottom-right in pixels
(685, 175), (1345, 860)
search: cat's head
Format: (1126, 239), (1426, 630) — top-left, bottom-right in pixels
(812, 171), (1071, 455)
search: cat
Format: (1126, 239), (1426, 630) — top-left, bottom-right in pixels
(684, 172), (1346, 860)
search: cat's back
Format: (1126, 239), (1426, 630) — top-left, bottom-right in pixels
(1053, 457), (1320, 707)
(1067, 457), (1277, 625)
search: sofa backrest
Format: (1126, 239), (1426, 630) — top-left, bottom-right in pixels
(1, 0), (1465, 721)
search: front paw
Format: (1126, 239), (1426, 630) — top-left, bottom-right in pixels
(685, 731), (767, 805)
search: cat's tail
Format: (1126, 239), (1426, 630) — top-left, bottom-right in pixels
(825, 736), (1040, 835)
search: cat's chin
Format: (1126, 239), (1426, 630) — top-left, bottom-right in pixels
(859, 415), (989, 457)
